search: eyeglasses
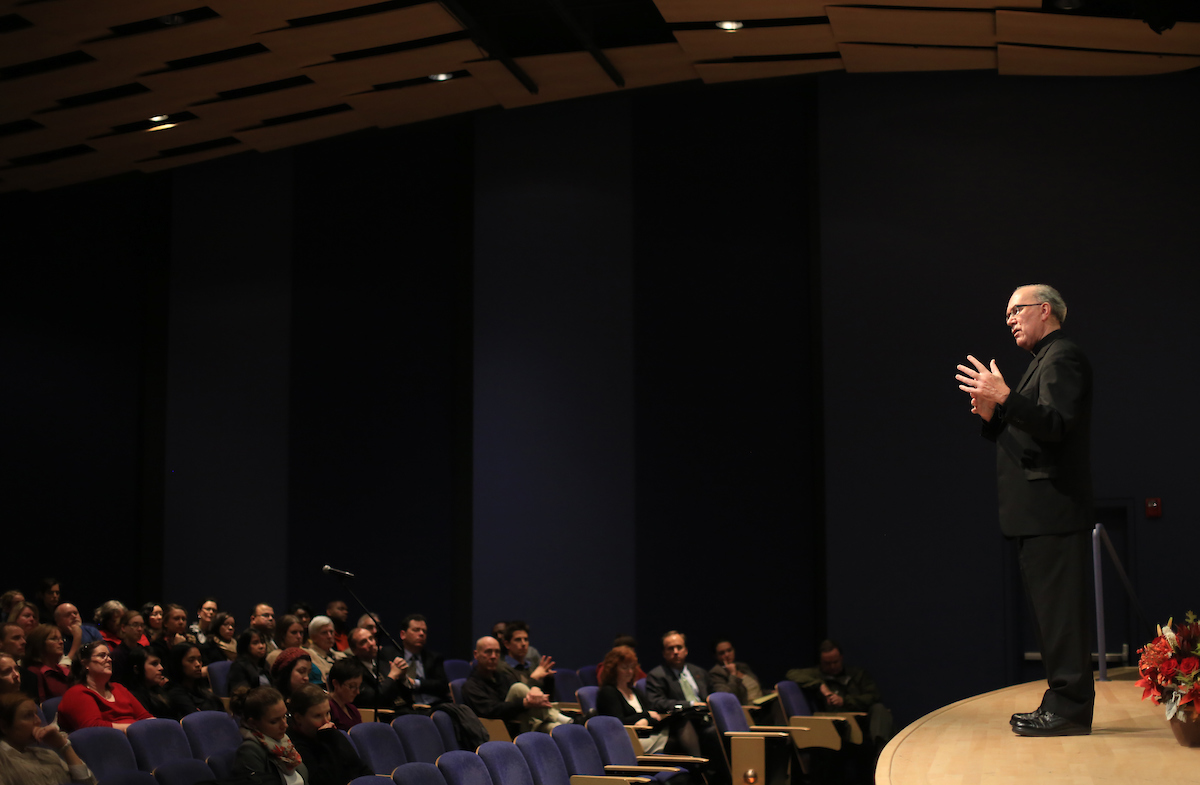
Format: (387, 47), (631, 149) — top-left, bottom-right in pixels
(1005, 302), (1043, 324)
(90, 652), (112, 661)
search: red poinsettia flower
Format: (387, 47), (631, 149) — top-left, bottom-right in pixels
(1180, 657), (1200, 676)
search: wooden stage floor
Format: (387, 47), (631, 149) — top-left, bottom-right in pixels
(876, 671), (1198, 785)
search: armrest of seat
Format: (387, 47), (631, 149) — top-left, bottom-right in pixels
(748, 725), (808, 732)
(604, 765), (682, 774)
(570, 776), (652, 785)
(723, 731), (790, 738)
(635, 755), (707, 765)
(813, 712), (864, 745)
(783, 715), (841, 751)
(554, 702), (581, 712)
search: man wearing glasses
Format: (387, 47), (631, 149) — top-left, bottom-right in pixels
(956, 284), (1095, 738)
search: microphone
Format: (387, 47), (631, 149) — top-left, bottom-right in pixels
(322, 565), (355, 579)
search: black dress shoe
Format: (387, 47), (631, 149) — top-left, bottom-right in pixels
(1011, 711), (1091, 737)
(1010, 708), (1045, 726)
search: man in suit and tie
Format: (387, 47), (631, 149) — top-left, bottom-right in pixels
(398, 614), (450, 707)
(646, 631), (726, 773)
(957, 283), (1095, 737)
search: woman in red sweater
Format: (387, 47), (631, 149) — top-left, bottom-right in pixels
(56, 642), (152, 732)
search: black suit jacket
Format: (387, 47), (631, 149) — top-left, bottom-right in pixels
(645, 663), (710, 713)
(399, 648), (450, 705)
(983, 331), (1093, 537)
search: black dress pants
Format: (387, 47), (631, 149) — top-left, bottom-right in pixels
(1017, 530), (1095, 726)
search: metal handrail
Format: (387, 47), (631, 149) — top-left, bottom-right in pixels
(1092, 522), (1153, 681)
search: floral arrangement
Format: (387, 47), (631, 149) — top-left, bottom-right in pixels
(1137, 611), (1200, 721)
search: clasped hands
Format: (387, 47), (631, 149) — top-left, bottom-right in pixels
(523, 686), (552, 708)
(956, 354), (1009, 421)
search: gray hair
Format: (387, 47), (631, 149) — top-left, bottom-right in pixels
(93, 600), (126, 627)
(1017, 283), (1067, 324)
(308, 615), (333, 637)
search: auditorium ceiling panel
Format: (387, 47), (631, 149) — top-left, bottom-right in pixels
(0, 0), (1196, 192)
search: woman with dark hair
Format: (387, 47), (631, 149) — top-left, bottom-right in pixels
(23, 625), (70, 702)
(288, 603), (313, 631)
(165, 643), (223, 716)
(125, 647), (181, 720)
(56, 642), (152, 732)
(109, 611), (145, 686)
(33, 579), (61, 623)
(140, 603), (163, 645)
(0, 692), (97, 784)
(325, 658), (364, 731)
(228, 628), (271, 693)
(596, 645), (673, 754)
(270, 648), (314, 703)
(8, 602), (40, 635)
(204, 612), (238, 663)
(190, 597), (219, 645)
(268, 615), (306, 668)
(92, 601), (126, 650)
(151, 605), (196, 660)
(232, 686), (308, 784)
(287, 684), (372, 785)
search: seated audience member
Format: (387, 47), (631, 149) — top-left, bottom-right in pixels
(271, 647), (315, 703)
(304, 616), (346, 686)
(0, 655), (25, 696)
(645, 631), (719, 761)
(228, 628), (272, 693)
(190, 597), (219, 645)
(53, 605), (92, 665)
(92, 601), (126, 650)
(289, 603), (314, 629)
(165, 642), (223, 716)
(463, 636), (571, 736)
(232, 686), (308, 784)
(140, 602), (164, 646)
(1, 625), (37, 700)
(326, 658), (365, 730)
(326, 601), (351, 653)
(110, 610), (145, 685)
(205, 612), (239, 663)
(0, 692), (98, 784)
(502, 621), (556, 694)
(0, 591), (24, 622)
(287, 684), (373, 785)
(125, 647), (181, 721)
(269, 615), (307, 667)
(355, 614), (379, 638)
(347, 627), (406, 712)
(57, 642), (153, 731)
(709, 638), (765, 703)
(596, 635), (646, 685)
(251, 604), (279, 654)
(9, 602), (41, 635)
(150, 604), (196, 660)
(596, 646), (670, 753)
(33, 579), (61, 623)
(397, 613), (450, 707)
(787, 640), (894, 752)
(503, 620), (544, 665)
(23, 625), (70, 702)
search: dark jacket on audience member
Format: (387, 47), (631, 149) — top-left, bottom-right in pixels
(462, 664), (525, 737)
(596, 684), (657, 726)
(289, 726), (373, 785)
(228, 656), (271, 693)
(128, 683), (184, 721)
(167, 681), (224, 716)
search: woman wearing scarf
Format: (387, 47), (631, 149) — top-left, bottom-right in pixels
(232, 685), (308, 784)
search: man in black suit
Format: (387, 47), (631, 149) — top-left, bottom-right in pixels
(646, 630), (727, 770)
(957, 283), (1095, 737)
(397, 613), (451, 707)
(348, 626), (408, 712)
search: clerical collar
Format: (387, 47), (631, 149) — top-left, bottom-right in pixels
(1031, 329), (1064, 356)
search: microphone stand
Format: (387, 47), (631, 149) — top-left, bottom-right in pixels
(325, 569), (403, 723)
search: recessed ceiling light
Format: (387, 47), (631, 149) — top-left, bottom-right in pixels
(716, 21), (743, 31)
(149, 115), (169, 122)
(147, 123), (177, 132)
(428, 73), (454, 82)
